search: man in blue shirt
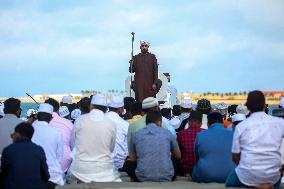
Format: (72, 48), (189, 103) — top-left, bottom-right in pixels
(192, 112), (235, 183)
(125, 110), (181, 182)
(0, 122), (50, 189)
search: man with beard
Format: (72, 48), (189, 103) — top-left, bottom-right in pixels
(130, 40), (158, 102)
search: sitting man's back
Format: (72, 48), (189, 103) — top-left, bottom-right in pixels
(192, 112), (235, 183)
(226, 91), (284, 189)
(177, 111), (204, 176)
(132, 110), (181, 182)
(0, 122), (49, 189)
(69, 94), (121, 183)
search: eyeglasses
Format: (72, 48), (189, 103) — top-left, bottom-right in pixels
(10, 133), (15, 139)
(141, 45), (149, 47)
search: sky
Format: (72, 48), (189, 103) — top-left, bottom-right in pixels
(0, 0), (284, 97)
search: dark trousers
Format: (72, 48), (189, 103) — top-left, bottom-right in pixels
(123, 159), (183, 182)
(46, 181), (57, 189)
(123, 160), (140, 182)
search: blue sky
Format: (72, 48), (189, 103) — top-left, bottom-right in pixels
(0, 0), (284, 97)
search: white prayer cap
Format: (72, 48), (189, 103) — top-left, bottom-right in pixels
(71, 109), (81, 120)
(215, 102), (228, 110)
(38, 103), (54, 115)
(142, 97), (158, 109)
(62, 96), (72, 104)
(170, 117), (181, 129)
(91, 94), (107, 106)
(0, 102), (4, 116)
(59, 106), (70, 117)
(181, 98), (192, 109)
(140, 40), (150, 46)
(236, 104), (250, 116)
(26, 109), (37, 117)
(108, 95), (124, 108)
(232, 113), (246, 123)
(280, 97), (284, 108)
(159, 102), (170, 109)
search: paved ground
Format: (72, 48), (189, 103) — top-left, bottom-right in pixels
(56, 181), (238, 189)
(56, 173), (284, 189)
(57, 176), (241, 189)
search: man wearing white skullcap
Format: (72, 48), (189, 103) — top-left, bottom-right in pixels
(231, 113), (246, 130)
(129, 40), (158, 102)
(178, 98), (193, 131)
(105, 95), (129, 170)
(68, 94), (121, 183)
(61, 96), (72, 104)
(32, 103), (65, 187)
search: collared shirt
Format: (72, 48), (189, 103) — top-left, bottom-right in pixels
(177, 123), (204, 174)
(0, 114), (23, 154)
(133, 123), (179, 182)
(32, 121), (64, 185)
(192, 123), (235, 183)
(232, 112), (284, 186)
(127, 115), (171, 154)
(0, 139), (49, 189)
(70, 109), (121, 182)
(127, 115), (142, 124)
(105, 111), (129, 169)
(50, 112), (73, 172)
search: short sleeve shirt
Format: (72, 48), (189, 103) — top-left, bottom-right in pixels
(133, 123), (179, 182)
(232, 112), (284, 186)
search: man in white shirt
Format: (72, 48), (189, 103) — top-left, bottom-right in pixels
(105, 95), (129, 170)
(69, 94), (121, 183)
(226, 90), (284, 189)
(32, 103), (64, 189)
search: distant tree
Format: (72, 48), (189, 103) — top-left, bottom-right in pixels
(233, 92), (238, 95)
